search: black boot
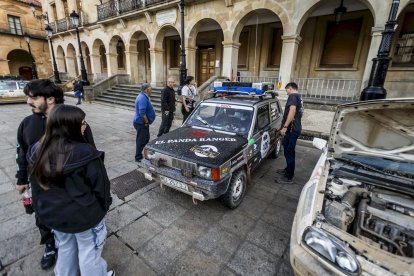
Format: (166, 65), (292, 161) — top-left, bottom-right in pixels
(40, 243), (57, 269)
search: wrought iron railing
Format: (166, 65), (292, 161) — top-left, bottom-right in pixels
(56, 18), (69, 32)
(98, 0), (119, 21)
(294, 78), (361, 102)
(393, 45), (414, 65)
(97, 0), (170, 21)
(49, 22), (57, 34)
(119, 0), (143, 13)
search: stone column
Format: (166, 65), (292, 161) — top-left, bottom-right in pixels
(125, 50), (139, 83)
(221, 41), (240, 80)
(149, 47), (164, 87)
(185, 46), (196, 77)
(89, 54), (102, 82)
(106, 53), (118, 77)
(279, 34), (301, 89)
(65, 56), (77, 78)
(361, 27), (384, 89)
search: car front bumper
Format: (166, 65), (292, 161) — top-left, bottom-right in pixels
(141, 159), (231, 201)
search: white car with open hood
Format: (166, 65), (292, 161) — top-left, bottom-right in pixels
(290, 98), (414, 275)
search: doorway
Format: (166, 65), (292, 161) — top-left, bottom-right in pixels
(198, 48), (215, 84)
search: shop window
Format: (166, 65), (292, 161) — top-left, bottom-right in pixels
(99, 45), (107, 69)
(238, 31), (249, 68)
(8, 16), (22, 35)
(268, 28), (282, 67)
(320, 18), (363, 67)
(393, 11), (414, 67)
(170, 39), (180, 68)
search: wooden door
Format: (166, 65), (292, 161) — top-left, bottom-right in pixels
(198, 49), (215, 84)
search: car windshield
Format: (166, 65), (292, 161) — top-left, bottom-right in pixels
(342, 154), (414, 177)
(186, 102), (254, 136)
(0, 81), (17, 91)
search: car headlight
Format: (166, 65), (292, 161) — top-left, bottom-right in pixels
(303, 227), (359, 274)
(198, 166), (211, 179)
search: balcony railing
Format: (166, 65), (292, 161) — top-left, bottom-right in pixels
(97, 0), (169, 21)
(52, 17), (83, 34)
(294, 78), (361, 103)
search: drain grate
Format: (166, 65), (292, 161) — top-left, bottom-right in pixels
(111, 169), (153, 200)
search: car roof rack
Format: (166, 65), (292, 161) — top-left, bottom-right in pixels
(0, 75), (24, 81)
(209, 81), (279, 100)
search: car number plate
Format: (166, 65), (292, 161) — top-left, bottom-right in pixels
(160, 176), (189, 192)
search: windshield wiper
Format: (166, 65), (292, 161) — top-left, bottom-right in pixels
(196, 116), (216, 133)
(337, 157), (404, 178)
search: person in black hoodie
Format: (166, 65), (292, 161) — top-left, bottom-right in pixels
(157, 77), (176, 137)
(27, 104), (114, 276)
(16, 79), (95, 270)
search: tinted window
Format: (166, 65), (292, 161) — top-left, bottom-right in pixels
(270, 102), (280, 121)
(255, 104), (270, 132)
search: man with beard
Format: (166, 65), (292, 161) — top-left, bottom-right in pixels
(15, 79), (95, 269)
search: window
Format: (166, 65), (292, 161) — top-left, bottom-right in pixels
(393, 11), (414, 67)
(270, 102), (280, 121)
(320, 18), (363, 67)
(62, 0), (69, 17)
(268, 28), (282, 67)
(238, 31), (249, 68)
(99, 45), (107, 69)
(116, 41), (125, 69)
(170, 39), (180, 68)
(51, 4), (58, 21)
(8, 16), (22, 35)
(255, 104), (270, 132)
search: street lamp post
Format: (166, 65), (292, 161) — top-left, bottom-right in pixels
(45, 25), (61, 83)
(24, 32), (38, 79)
(70, 10), (89, 86)
(360, 0), (400, 101)
(179, 0), (187, 88)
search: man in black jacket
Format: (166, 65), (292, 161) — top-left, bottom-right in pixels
(157, 77), (176, 137)
(16, 79), (95, 269)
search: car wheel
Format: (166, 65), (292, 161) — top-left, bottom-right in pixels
(269, 136), (282, 159)
(221, 170), (247, 209)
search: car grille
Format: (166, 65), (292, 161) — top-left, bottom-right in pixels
(171, 158), (197, 177)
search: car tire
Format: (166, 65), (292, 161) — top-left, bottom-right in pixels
(269, 135), (282, 159)
(221, 169), (247, 209)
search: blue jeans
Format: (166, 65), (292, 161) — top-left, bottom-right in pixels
(74, 91), (82, 104)
(283, 131), (300, 179)
(53, 219), (107, 276)
(134, 122), (150, 161)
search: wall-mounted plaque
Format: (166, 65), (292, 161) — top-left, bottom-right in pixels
(156, 9), (177, 27)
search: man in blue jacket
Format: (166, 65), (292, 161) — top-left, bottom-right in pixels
(133, 83), (156, 162)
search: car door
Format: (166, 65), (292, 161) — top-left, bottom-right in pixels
(248, 102), (271, 172)
(269, 100), (283, 155)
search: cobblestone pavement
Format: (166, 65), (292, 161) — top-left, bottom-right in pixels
(0, 99), (321, 275)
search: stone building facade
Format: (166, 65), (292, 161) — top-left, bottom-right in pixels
(43, 0), (413, 99)
(0, 0), (52, 79)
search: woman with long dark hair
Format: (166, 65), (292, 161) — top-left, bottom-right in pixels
(27, 104), (114, 276)
(181, 75), (198, 123)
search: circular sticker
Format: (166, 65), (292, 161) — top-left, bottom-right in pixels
(192, 145), (219, 158)
(261, 131), (270, 158)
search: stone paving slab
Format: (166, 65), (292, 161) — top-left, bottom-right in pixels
(0, 99), (322, 275)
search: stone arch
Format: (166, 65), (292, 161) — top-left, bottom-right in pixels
(7, 49), (33, 80)
(56, 45), (67, 73)
(187, 18), (226, 48)
(108, 35), (126, 75)
(295, 0), (377, 35)
(229, 1), (289, 42)
(153, 24), (180, 50)
(66, 43), (78, 78)
(92, 38), (107, 79)
(391, 2), (414, 67)
(129, 31), (151, 83)
(397, 0), (414, 17)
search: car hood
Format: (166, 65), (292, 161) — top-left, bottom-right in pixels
(146, 126), (246, 167)
(329, 98), (414, 162)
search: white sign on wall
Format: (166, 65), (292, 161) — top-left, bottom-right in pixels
(156, 9), (177, 27)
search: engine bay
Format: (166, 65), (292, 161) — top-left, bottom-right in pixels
(323, 163), (414, 258)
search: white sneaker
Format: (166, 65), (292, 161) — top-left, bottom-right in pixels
(107, 270), (115, 276)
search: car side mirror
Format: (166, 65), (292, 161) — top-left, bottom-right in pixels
(312, 138), (327, 150)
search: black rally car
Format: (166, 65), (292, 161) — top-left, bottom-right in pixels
(142, 83), (283, 208)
